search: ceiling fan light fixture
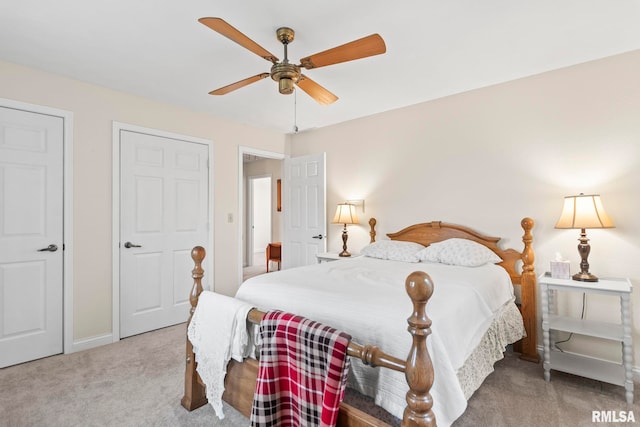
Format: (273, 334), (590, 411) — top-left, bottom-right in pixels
(279, 78), (295, 94)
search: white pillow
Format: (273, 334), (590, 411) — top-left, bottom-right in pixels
(415, 245), (440, 263)
(416, 238), (502, 267)
(360, 240), (425, 263)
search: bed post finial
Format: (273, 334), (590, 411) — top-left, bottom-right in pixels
(520, 217), (534, 268)
(189, 246), (206, 314)
(369, 217), (377, 243)
(181, 246), (208, 411)
(402, 271), (436, 427)
(519, 218), (540, 363)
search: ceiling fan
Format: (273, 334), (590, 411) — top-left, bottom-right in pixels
(199, 17), (386, 105)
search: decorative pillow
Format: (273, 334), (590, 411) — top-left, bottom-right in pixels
(416, 238), (502, 267)
(360, 240), (425, 263)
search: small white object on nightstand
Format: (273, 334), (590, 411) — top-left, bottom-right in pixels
(539, 273), (633, 404)
(316, 252), (360, 263)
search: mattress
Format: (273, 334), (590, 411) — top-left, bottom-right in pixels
(235, 256), (525, 426)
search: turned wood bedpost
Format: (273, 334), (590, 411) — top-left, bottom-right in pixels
(181, 246), (208, 410)
(402, 271), (436, 427)
(519, 218), (540, 363)
(369, 217), (377, 243)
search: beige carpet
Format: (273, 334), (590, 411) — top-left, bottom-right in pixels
(455, 352), (638, 427)
(1, 323), (638, 427)
(0, 324), (246, 427)
(243, 265), (267, 281)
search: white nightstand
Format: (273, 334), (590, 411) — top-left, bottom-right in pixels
(539, 273), (634, 404)
(316, 253), (359, 263)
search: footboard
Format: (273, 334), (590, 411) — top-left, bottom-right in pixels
(181, 246), (437, 427)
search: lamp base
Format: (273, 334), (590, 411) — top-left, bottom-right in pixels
(572, 229), (598, 282)
(339, 225), (351, 257)
(572, 271), (598, 282)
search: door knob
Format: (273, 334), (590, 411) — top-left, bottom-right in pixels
(312, 234), (325, 240)
(37, 244), (58, 252)
(124, 241), (142, 248)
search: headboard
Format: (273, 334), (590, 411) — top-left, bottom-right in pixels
(385, 220), (531, 285)
(367, 216), (539, 362)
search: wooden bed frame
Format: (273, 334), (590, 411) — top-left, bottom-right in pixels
(181, 217), (539, 426)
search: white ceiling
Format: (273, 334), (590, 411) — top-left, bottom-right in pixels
(1, 1), (639, 134)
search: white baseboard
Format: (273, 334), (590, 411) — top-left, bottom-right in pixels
(69, 333), (114, 354)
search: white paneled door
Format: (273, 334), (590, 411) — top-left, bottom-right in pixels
(119, 130), (209, 338)
(0, 106), (64, 368)
(282, 153), (326, 269)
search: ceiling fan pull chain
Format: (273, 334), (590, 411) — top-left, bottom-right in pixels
(293, 89), (298, 133)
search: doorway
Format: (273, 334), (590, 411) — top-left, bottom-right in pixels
(248, 175), (272, 267)
(238, 147), (285, 283)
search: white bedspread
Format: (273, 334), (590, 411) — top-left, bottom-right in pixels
(235, 256), (523, 427)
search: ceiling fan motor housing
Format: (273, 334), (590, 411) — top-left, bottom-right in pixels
(271, 63), (300, 94)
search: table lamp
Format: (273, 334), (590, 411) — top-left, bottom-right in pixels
(555, 193), (614, 282)
(332, 203), (359, 257)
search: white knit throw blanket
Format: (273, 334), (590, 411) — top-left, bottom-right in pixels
(187, 291), (253, 419)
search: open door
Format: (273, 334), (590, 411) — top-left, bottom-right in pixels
(282, 153), (326, 269)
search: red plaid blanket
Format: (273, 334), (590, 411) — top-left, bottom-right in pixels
(250, 310), (352, 427)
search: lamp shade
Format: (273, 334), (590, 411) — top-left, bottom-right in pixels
(332, 203), (359, 225)
(555, 194), (614, 229)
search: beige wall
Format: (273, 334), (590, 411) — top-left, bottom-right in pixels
(287, 50), (640, 367)
(3, 48), (640, 368)
(0, 60), (285, 344)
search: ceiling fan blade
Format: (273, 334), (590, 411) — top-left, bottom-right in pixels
(209, 73), (270, 95)
(299, 34), (386, 69)
(199, 17), (279, 63)
(296, 75), (338, 105)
